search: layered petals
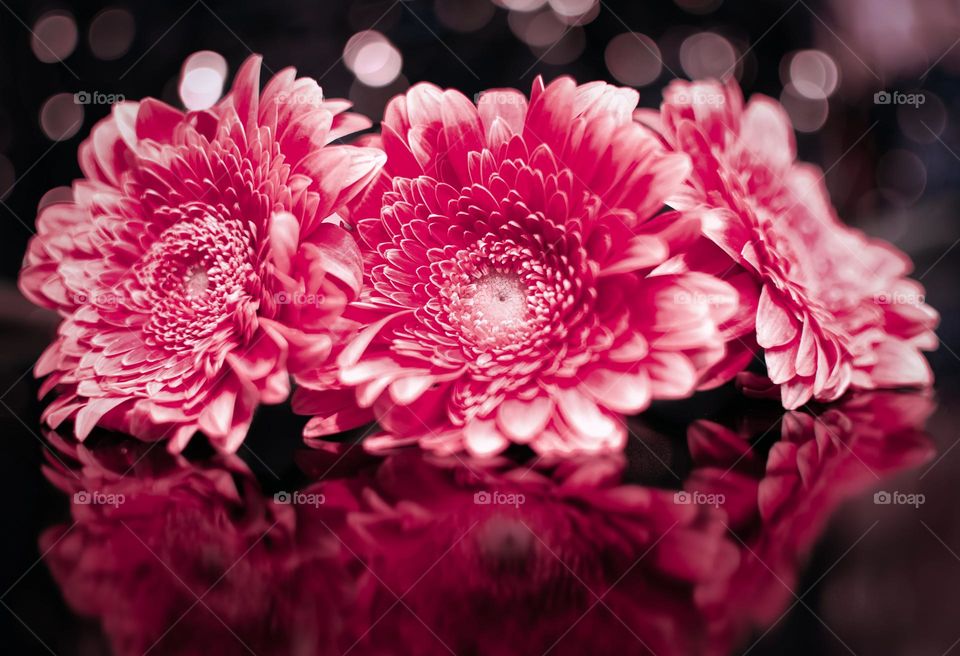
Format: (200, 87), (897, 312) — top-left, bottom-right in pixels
(19, 55), (384, 451)
(295, 78), (743, 456)
(653, 79), (937, 408)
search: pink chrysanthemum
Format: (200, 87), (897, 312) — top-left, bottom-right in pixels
(647, 79), (938, 408)
(294, 78), (742, 456)
(20, 56), (384, 451)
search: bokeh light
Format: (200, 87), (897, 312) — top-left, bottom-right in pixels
(345, 31), (403, 88)
(38, 186), (73, 210)
(556, 1), (599, 26)
(548, 0), (597, 20)
(785, 49), (839, 99)
(508, 8), (565, 48)
(605, 33), (663, 87)
(495, 0), (549, 10)
(31, 12), (78, 63)
(679, 32), (737, 79)
(178, 51), (228, 111)
(344, 31), (382, 71)
(780, 84), (829, 132)
(40, 93), (84, 141)
(88, 8), (136, 60)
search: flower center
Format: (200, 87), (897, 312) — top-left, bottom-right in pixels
(129, 202), (257, 351)
(472, 272), (528, 329)
(184, 265), (210, 297)
(443, 266), (537, 353)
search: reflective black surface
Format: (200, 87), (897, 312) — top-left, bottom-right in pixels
(1, 351), (950, 655)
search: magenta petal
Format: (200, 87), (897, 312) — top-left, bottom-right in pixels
(780, 380), (813, 410)
(463, 419), (509, 456)
(306, 223), (364, 296)
(646, 353), (698, 399)
(600, 235), (669, 276)
(134, 98), (184, 143)
(388, 374), (435, 405)
(555, 387), (620, 441)
(198, 386), (239, 439)
(868, 339), (934, 388)
(75, 397), (128, 440)
(765, 343), (799, 385)
(582, 367), (652, 414)
(756, 286), (798, 349)
(496, 396), (552, 442)
(228, 54), (262, 128)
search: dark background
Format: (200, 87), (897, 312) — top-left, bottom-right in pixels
(0, 0), (958, 653)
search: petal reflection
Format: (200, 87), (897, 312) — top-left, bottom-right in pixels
(39, 390), (934, 655)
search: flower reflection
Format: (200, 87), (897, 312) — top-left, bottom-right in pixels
(40, 392), (934, 655)
(40, 435), (353, 656)
(682, 391), (935, 649)
(312, 451), (735, 655)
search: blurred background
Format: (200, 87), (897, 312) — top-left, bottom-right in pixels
(0, 0), (958, 654)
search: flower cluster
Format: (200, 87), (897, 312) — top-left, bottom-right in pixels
(21, 56), (938, 457)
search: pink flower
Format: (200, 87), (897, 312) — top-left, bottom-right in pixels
(20, 55), (384, 452)
(649, 79), (938, 408)
(294, 78), (742, 457)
